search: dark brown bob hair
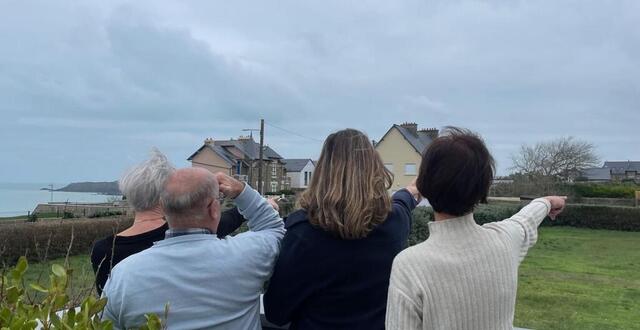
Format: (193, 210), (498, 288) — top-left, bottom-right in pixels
(416, 127), (495, 216)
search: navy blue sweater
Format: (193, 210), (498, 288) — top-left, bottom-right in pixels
(263, 189), (417, 330)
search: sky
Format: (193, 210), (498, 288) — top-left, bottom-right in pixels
(1, 0), (638, 183)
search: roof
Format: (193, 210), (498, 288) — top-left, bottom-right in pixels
(188, 136), (283, 163)
(283, 159), (313, 172)
(580, 167), (611, 181)
(602, 161), (640, 174)
(186, 144), (236, 165)
(378, 124), (436, 154)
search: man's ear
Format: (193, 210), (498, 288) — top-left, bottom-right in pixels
(209, 198), (220, 220)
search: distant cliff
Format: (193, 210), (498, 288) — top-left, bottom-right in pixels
(55, 181), (121, 195)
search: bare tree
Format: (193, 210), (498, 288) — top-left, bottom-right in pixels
(510, 137), (599, 180)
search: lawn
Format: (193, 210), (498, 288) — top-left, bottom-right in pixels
(6, 227), (639, 329)
(515, 227), (640, 329)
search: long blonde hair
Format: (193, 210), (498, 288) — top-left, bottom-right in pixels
(300, 129), (393, 239)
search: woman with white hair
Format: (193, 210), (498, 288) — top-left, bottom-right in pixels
(91, 149), (248, 295)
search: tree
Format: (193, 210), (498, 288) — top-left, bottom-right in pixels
(510, 137), (599, 180)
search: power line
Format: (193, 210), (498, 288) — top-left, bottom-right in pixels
(265, 122), (324, 143)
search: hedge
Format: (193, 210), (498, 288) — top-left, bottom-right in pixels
(572, 183), (640, 199)
(409, 203), (640, 245)
(0, 217), (133, 265)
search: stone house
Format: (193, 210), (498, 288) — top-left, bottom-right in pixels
(188, 136), (290, 193)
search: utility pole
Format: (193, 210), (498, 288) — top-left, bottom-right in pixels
(242, 127), (261, 189)
(258, 119), (265, 194)
(49, 184), (53, 202)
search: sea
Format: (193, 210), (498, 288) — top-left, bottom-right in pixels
(0, 182), (120, 217)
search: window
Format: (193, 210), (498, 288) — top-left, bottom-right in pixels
(272, 165), (277, 177)
(271, 182), (278, 192)
(384, 163), (394, 172)
(304, 171), (309, 186)
(404, 163), (417, 175)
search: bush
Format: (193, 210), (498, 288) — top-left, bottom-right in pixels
(0, 218), (134, 265)
(0, 257), (163, 329)
(87, 211), (123, 218)
(572, 183), (640, 199)
(409, 202), (640, 246)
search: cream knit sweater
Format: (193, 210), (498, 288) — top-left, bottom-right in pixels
(386, 198), (551, 330)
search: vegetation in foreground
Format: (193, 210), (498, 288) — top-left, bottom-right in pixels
(1, 257), (164, 329)
(3, 227), (638, 329)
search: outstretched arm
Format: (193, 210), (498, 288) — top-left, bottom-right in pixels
(491, 196), (565, 261)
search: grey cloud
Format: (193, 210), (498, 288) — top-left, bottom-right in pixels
(0, 0), (638, 182)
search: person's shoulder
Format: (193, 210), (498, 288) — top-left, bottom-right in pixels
(91, 235), (114, 259)
(394, 241), (434, 266)
(284, 209), (311, 230)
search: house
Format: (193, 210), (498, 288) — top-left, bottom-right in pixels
(578, 161), (640, 183)
(188, 136), (290, 193)
(374, 123), (438, 192)
(578, 167), (612, 182)
(603, 161), (640, 182)
(283, 159), (315, 190)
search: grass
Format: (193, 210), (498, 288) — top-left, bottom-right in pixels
(4, 227), (638, 329)
(515, 227), (640, 329)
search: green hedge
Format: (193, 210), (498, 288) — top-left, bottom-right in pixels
(0, 218), (133, 265)
(572, 183), (640, 199)
(409, 203), (640, 245)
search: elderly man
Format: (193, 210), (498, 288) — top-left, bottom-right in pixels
(102, 167), (285, 329)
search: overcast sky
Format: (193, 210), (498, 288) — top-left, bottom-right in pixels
(1, 0), (638, 183)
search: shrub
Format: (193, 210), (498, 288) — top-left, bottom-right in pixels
(572, 183), (640, 199)
(0, 257), (163, 329)
(543, 204), (640, 231)
(408, 202), (640, 246)
(87, 211), (123, 219)
(0, 218), (134, 265)
(277, 189), (295, 196)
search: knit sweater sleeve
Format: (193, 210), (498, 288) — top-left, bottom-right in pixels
(386, 255), (423, 330)
(488, 198), (551, 262)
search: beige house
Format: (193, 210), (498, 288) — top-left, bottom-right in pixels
(188, 136), (289, 193)
(375, 123), (438, 192)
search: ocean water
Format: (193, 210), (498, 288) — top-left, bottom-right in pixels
(0, 182), (120, 217)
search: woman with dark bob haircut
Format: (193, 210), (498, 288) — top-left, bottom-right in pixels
(264, 128), (421, 330)
(386, 127), (566, 330)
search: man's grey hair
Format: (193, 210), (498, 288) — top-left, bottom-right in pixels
(119, 148), (176, 212)
(160, 171), (218, 224)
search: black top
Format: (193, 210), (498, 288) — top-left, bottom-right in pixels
(263, 189), (417, 330)
(90, 207), (246, 295)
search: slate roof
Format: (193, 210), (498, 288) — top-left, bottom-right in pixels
(580, 167), (612, 181)
(187, 144), (236, 165)
(188, 137), (282, 163)
(382, 124), (436, 154)
(283, 159), (313, 172)
(602, 161), (640, 174)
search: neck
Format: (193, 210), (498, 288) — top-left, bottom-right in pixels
(168, 219), (217, 234)
(134, 206), (164, 222)
(434, 212), (467, 221)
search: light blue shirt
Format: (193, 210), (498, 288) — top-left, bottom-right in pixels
(101, 185), (285, 330)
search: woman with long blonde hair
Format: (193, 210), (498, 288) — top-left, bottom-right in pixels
(264, 129), (421, 330)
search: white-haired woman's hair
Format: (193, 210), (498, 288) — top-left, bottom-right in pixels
(119, 148), (175, 212)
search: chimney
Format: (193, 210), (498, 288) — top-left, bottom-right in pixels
(400, 122), (418, 136)
(419, 128), (439, 140)
(204, 138), (214, 145)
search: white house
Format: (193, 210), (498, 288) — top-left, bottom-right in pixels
(283, 159), (315, 189)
